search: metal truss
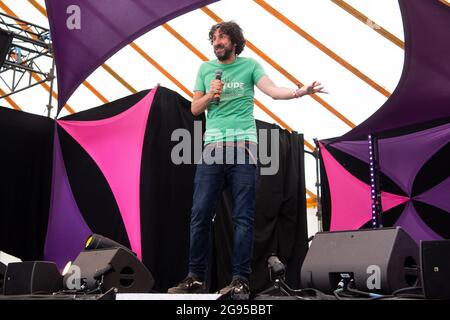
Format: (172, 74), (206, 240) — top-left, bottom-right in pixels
(0, 12), (54, 116)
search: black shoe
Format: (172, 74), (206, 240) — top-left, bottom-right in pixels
(219, 278), (250, 300)
(167, 276), (207, 294)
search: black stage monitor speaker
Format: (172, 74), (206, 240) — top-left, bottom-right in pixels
(3, 261), (63, 295)
(420, 240), (450, 299)
(300, 227), (419, 294)
(65, 247), (154, 293)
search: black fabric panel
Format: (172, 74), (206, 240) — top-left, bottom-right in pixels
(140, 87), (205, 292)
(57, 125), (130, 249)
(211, 121), (308, 293)
(325, 145), (406, 197)
(0, 107), (54, 261)
(414, 201), (450, 239)
(359, 202), (407, 229)
(59, 90), (150, 121)
(376, 117), (450, 140)
(412, 142), (450, 197)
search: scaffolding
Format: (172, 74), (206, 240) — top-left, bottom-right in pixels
(0, 12), (54, 117)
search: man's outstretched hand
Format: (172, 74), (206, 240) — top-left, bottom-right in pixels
(298, 81), (328, 96)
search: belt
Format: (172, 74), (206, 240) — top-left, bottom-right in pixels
(204, 141), (258, 165)
(206, 141), (257, 148)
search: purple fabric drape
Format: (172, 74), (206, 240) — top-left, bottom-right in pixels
(415, 177), (450, 213)
(332, 123), (450, 195)
(394, 202), (443, 243)
(45, 0), (219, 113)
(317, 0), (450, 242)
(44, 127), (92, 270)
(340, 0), (450, 140)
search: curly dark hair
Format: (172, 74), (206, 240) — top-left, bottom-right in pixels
(208, 21), (246, 55)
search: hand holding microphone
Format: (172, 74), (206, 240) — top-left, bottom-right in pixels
(211, 69), (223, 105)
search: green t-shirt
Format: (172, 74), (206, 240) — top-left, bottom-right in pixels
(194, 57), (266, 144)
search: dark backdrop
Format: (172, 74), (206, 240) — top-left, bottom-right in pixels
(0, 107), (54, 261)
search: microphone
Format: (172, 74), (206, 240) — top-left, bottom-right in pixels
(213, 69), (223, 105)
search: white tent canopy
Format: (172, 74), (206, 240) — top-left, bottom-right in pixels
(0, 0), (409, 235)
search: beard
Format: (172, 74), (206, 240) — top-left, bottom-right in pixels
(214, 45), (234, 61)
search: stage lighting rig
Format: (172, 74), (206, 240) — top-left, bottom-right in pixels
(0, 12), (55, 117)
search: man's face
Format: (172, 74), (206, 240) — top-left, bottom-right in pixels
(212, 29), (235, 61)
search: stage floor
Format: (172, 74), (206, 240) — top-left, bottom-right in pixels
(116, 293), (222, 300)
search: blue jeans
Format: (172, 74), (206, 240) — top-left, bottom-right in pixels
(188, 143), (258, 282)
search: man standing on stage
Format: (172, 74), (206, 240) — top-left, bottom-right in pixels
(168, 21), (326, 299)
